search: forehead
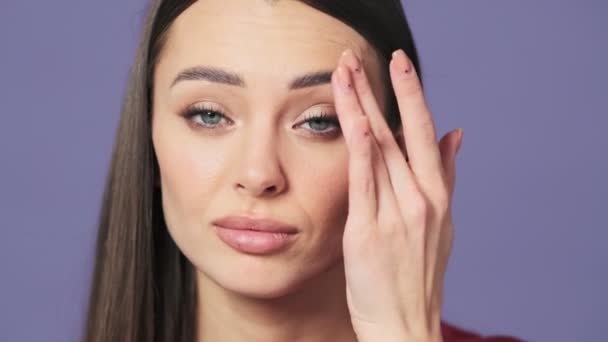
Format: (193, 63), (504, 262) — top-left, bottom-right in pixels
(155, 0), (380, 90)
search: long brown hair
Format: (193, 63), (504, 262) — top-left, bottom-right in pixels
(82, 1), (422, 341)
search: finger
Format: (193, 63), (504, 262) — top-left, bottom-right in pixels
(332, 64), (396, 224)
(339, 49), (421, 218)
(331, 65), (361, 146)
(390, 49), (447, 201)
(332, 63), (391, 188)
(438, 128), (463, 202)
(347, 116), (377, 225)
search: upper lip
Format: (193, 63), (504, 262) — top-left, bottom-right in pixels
(212, 215), (299, 234)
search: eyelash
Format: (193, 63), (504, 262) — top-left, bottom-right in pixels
(181, 104), (341, 138)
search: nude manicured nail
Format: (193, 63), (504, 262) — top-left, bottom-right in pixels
(456, 128), (464, 153)
(343, 49), (361, 73)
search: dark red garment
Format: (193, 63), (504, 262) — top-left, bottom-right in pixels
(441, 320), (526, 342)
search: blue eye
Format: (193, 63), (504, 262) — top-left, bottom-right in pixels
(181, 105), (341, 138)
(181, 105), (232, 129)
(298, 112), (341, 138)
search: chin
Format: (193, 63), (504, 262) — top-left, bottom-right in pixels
(198, 251), (340, 300)
(211, 256), (313, 299)
(225, 277), (305, 300)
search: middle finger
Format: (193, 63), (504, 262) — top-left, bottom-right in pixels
(332, 63), (396, 222)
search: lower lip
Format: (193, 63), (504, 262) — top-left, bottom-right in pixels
(213, 225), (297, 255)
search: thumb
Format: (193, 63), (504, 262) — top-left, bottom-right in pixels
(439, 128), (463, 200)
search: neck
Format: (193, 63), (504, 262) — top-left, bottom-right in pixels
(195, 261), (358, 342)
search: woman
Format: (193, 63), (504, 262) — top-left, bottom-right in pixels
(83, 0), (524, 341)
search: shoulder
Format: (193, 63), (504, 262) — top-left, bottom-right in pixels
(440, 320), (527, 342)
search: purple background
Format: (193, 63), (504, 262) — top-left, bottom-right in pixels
(1, 1), (606, 341)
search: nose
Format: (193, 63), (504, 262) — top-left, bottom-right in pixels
(234, 135), (286, 198)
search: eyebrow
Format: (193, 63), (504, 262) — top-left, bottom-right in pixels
(170, 65), (333, 90)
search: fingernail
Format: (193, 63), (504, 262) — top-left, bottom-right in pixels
(391, 49), (413, 77)
(343, 49), (361, 73)
(456, 128), (464, 153)
(336, 66), (352, 92)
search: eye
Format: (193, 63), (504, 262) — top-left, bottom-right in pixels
(296, 112), (342, 138)
(181, 103), (233, 130)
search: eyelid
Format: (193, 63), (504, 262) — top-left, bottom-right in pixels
(180, 102), (234, 129)
(297, 105), (339, 124)
(181, 101), (226, 115)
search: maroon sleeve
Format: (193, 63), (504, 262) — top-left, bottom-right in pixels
(440, 320), (527, 342)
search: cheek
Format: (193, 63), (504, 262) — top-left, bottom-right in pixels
(294, 148), (350, 232)
(153, 121), (226, 234)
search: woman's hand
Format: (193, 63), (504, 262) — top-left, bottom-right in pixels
(333, 49), (463, 342)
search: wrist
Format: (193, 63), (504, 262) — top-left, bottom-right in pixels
(351, 312), (443, 342)
(353, 323), (443, 342)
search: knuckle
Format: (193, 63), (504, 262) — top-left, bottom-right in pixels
(347, 214), (375, 231)
(406, 196), (429, 225)
(433, 189), (450, 213)
(378, 217), (403, 235)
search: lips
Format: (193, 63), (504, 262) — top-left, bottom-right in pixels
(212, 215), (298, 234)
(212, 215), (299, 255)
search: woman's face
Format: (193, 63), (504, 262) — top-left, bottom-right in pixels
(152, 0), (387, 298)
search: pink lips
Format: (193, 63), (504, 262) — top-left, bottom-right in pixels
(212, 215), (299, 255)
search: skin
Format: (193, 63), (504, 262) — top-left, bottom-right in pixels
(335, 51), (461, 342)
(151, 0), (462, 341)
